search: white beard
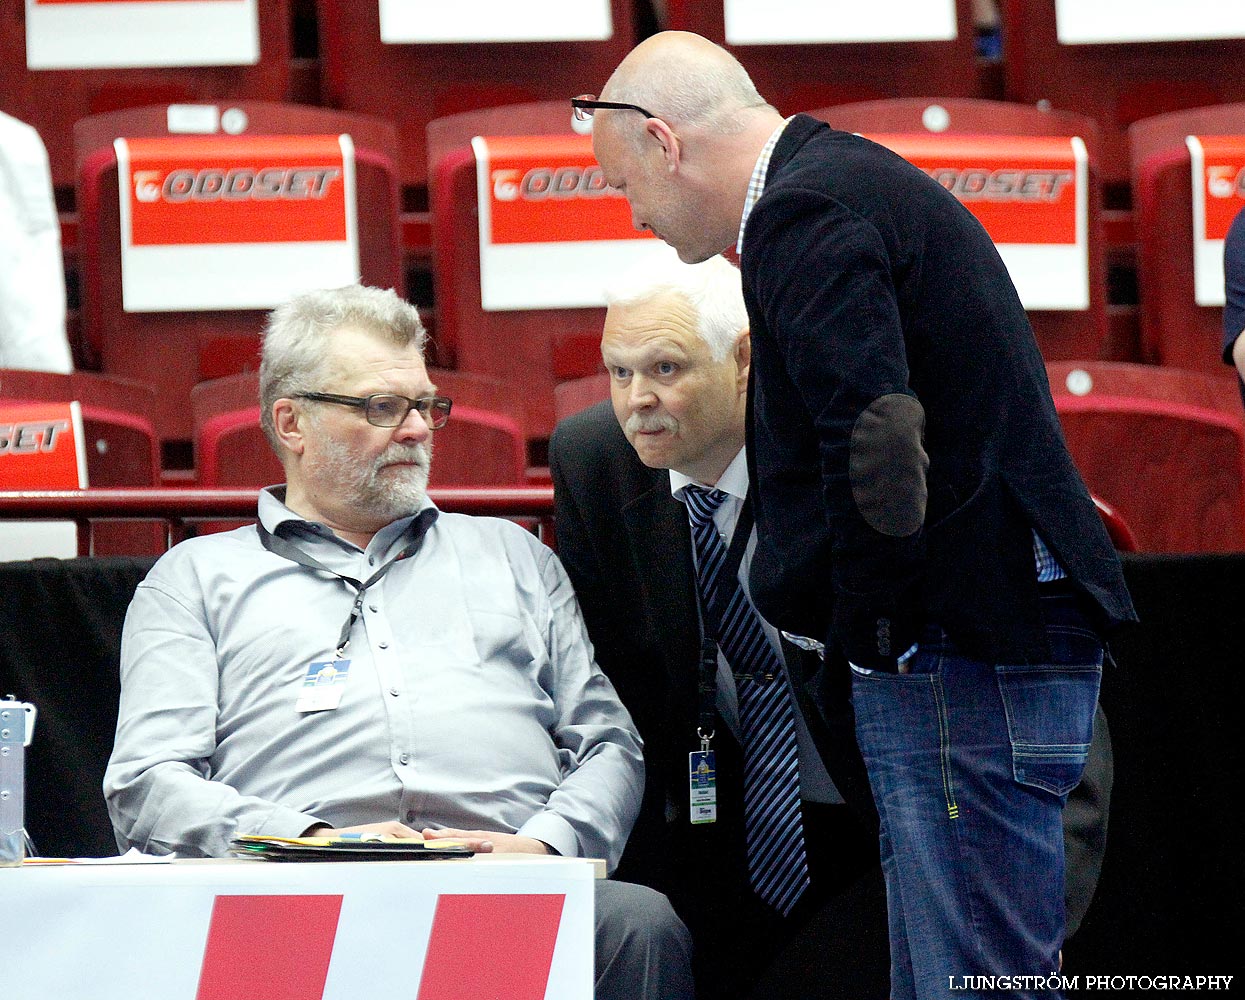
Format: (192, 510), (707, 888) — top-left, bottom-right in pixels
(314, 433), (433, 524)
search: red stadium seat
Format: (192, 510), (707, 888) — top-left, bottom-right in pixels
(665, 0), (982, 114)
(811, 99), (1108, 361)
(1002, 0), (1245, 188)
(1129, 104), (1245, 373)
(1, 369), (160, 487)
(1, 369), (163, 553)
(1091, 495), (1138, 553)
(554, 373), (610, 422)
(316, 0), (635, 194)
(1046, 361), (1242, 415)
(74, 102), (403, 445)
(1050, 363), (1245, 555)
(428, 102), (609, 443)
(1052, 391), (1245, 553)
(0, 0), (291, 194)
(195, 406), (283, 489)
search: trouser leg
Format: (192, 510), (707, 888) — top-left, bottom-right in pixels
(594, 879), (695, 1000)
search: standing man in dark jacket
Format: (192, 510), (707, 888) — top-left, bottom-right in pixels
(580, 30), (1136, 1000)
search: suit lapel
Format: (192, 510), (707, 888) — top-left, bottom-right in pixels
(621, 474), (701, 726)
(622, 478), (698, 643)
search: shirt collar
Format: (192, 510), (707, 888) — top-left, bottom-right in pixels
(259, 485), (439, 553)
(736, 117), (794, 256)
(669, 447), (749, 505)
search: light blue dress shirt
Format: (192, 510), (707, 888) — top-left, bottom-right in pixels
(104, 488), (644, 869)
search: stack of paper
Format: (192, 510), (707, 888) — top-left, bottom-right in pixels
(229, 834), (474, 862)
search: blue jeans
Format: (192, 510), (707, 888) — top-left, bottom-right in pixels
(850, 589), (1102, 1000)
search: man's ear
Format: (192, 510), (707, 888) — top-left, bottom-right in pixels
(272, 398), (307, 457)
(734, 328), (752, 391)
(648, 118), (682, 173)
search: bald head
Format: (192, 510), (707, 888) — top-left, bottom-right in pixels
(601, 31), (772, 137)
(590, 31), (784, 263)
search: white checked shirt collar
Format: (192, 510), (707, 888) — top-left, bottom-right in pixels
(737, 117), (795, 256)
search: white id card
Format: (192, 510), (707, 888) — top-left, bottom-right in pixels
(296, 659), (350, 712)
(689, 750), (717, 824)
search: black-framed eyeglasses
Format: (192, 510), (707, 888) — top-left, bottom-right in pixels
(572, 94), (658, 122)
(294, 392), (453, 429)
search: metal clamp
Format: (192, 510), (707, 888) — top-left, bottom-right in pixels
(1, 698), (35, 866)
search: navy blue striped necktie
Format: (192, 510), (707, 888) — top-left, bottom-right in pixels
(683, 484), (810, 916)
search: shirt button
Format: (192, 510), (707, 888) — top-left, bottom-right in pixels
(398, 753), (410, 765)
(368, 556), (376, 566)
(369, 604), (378, 613)
(405, 810), (417, 824)
(378, 641), (389, 649)
(389, 687), (400, 697)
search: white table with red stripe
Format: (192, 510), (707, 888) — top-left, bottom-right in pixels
(0, 855), (595, 1000)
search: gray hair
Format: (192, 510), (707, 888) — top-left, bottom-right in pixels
(604, 255), (747, 361)
(258, 284), (426, 450)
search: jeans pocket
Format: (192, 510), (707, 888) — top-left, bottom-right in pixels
(849, 645), (939, 679)
(995, 654), (1102, 798)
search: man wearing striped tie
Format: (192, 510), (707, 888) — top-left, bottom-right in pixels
(552, 255), (890, 999)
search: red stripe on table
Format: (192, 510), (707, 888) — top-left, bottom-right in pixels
(417, 894), (567, 1000)
(195, 894), (343, 1000)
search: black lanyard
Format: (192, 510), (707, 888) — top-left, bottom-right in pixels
(695, 495), (755, 743)
(256, 508), (437, 657)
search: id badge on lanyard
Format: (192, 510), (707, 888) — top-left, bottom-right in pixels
(255, 509), (436, 715)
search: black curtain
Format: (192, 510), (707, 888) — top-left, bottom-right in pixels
(0, 556), (154, 859)
(1065, 554), (1242, 987)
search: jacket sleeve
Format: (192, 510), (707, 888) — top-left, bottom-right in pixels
(748, 187), (928, 669)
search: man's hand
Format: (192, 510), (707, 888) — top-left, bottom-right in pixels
(421, 827), (551, 855)
(302, 821), (422, 838)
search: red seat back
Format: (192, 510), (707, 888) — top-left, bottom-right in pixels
(1, 369), (160, 486)
(0, 0), (291, 194)
(1129, 104), (1245, 373)
(316, 0), (635, 194)
(1002, 0), (1245, 187)
(1053, 393), (1245, 553)
(1, 369), (163, 553)
(1046, 360), (1242, 415)
(428, 102), (609, 441)
(554, 374), (611, 422)
(74, 101), (402, 444)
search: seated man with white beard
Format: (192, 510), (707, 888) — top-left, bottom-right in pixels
(104, 284), (694, 1000)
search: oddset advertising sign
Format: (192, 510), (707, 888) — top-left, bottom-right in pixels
(866, 132), (1090, 311)
(115, 133), (360, 312)
(0, 401), (87, 489)
(1186, 134), (1245, 307)
(473, 133), (679, 311)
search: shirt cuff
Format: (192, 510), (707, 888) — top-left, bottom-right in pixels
(515, 812), (579, 859)
(255, 806), (329, 840)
